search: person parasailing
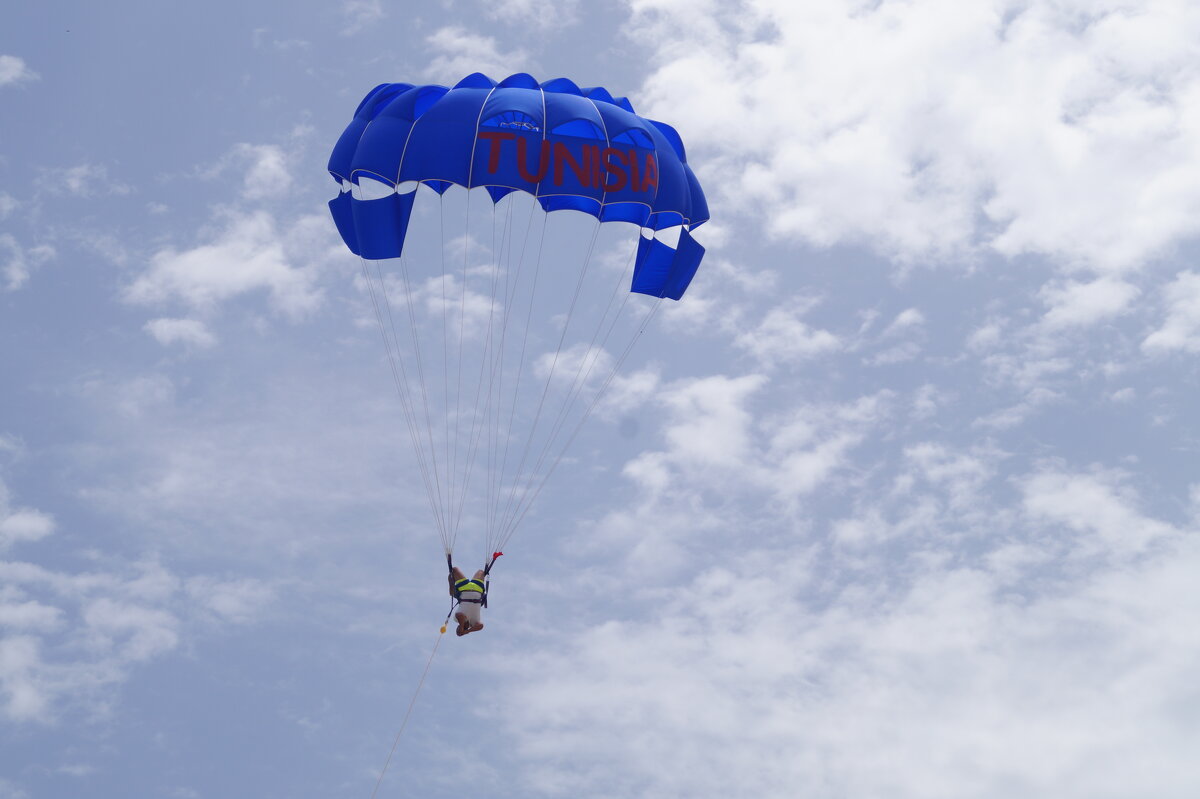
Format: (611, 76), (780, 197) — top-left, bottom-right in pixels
(327, 74), (709, 631)
(446, 551), (502, 636)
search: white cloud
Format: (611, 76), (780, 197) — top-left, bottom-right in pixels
(966, 320), (1004, 352)
(904, 441), (995, 511)
(597, 376), (886, 573)
(80, 374), (177, 420)
(598, 367), (661, 418)
(0, 777), (30, 799)
(0, 598), (63, 631)
(186, 577), (276, 624)
(126, 211), (323, 317)
(0, 192), (16, 219)
(495, 539), (1200, 797)
(1020, 466), (1177, 558)
(911, 383), (943, 419)
(486, 0), (580, 29)
(971, 385), (1062, 430)
(422, 27), (532, 83)
(591, 373), (768, 571)
(865, 341), (922, 365)
(1038, 276), (1139, 329)
(1, 234), (54, 292)
(0, 55), (37, 87)
(0, 537), (272, 725)
(144, 318), (217, 349)
(0, 635), (48, 722)
(655, 373), (764, 471)
(962, 272), (1150, 429)
(407, 269), (501, 341)
(239, 144), (292, 201)
(83, 598), (179, 662)
(534, 342), (614, 392)
(251, 28), (310, 51)
(0, 478), (55, 551)
(42, 163), (132, 197)
(1109, 386), (1136, 403)
(489, 447), (1200, 798)
(0, 510), (55, 551)
(124, 375), (176, 418)
(981, 351), (1072, 393)
(881, 307), (925, 337)
(734, 304), (841, 365)
(768, 393), (888, 500)
(1, 482), (195, 725)
(859, 307), (927, 364)
(202, 143), (294, 202)
(630, 0), (1200, 271)
(341, 0), (384, 35)
(1142, 271), (1200, 353)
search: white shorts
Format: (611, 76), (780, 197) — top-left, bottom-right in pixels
(457, 592), (482, 625)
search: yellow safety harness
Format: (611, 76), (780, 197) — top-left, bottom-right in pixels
(453, 577), (486, 602)
(446, 551), (503, 613)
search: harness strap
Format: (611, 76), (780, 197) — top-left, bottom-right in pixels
(482, 551), (502, 609)
(446, 551), (503, 609)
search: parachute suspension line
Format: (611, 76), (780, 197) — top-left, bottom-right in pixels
(496, 258), (644, 549)
(485, 194), (527, 556)
(360, 257), (443, 541)
(450, 197), (499, 566)
(487, 194), (535, 558)
(520, 230), (643, 479)
(438, 192), (455, 552)
(384, 262), (451, 545)
(494, 214), (603, 545)
(497, 297), (665, 551)
(395, 250), (451, 553)
(359, 255), (448, 545)
(368, 625), (445, 799)
(481, 198), (508, 565)
(450, 89), (502, 565)
(447, 192), (504, 551)
(448, 189), (473, 543)
(378, 255), (451, 548)
(483, 199), (506, 558)
(537, 246), (637, 465)
(449, 196), (511, 567)
(488, 202), (550, 554)
(511, 233), (640, 526)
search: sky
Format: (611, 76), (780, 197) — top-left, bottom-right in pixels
(3, 1), (1200, 797)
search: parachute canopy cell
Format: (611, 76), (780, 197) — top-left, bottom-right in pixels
(327, 73), (709, 300)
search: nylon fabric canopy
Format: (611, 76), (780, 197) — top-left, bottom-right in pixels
(329, 72), (708, 301)
(327, 73), (709, 561)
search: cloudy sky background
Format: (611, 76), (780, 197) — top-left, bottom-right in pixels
(4, 0), (1200, 796)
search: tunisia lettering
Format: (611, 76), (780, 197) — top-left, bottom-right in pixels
(476, 131), (659, 193)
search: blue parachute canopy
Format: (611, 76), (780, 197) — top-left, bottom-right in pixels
(328, 73), (708, 300)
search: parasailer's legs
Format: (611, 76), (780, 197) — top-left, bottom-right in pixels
(448, 566), (466, 594)
(453, 610), (484, 636)
(454, 606), (483, 635)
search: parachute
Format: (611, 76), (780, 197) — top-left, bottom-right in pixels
(328, 73), (708, 563)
